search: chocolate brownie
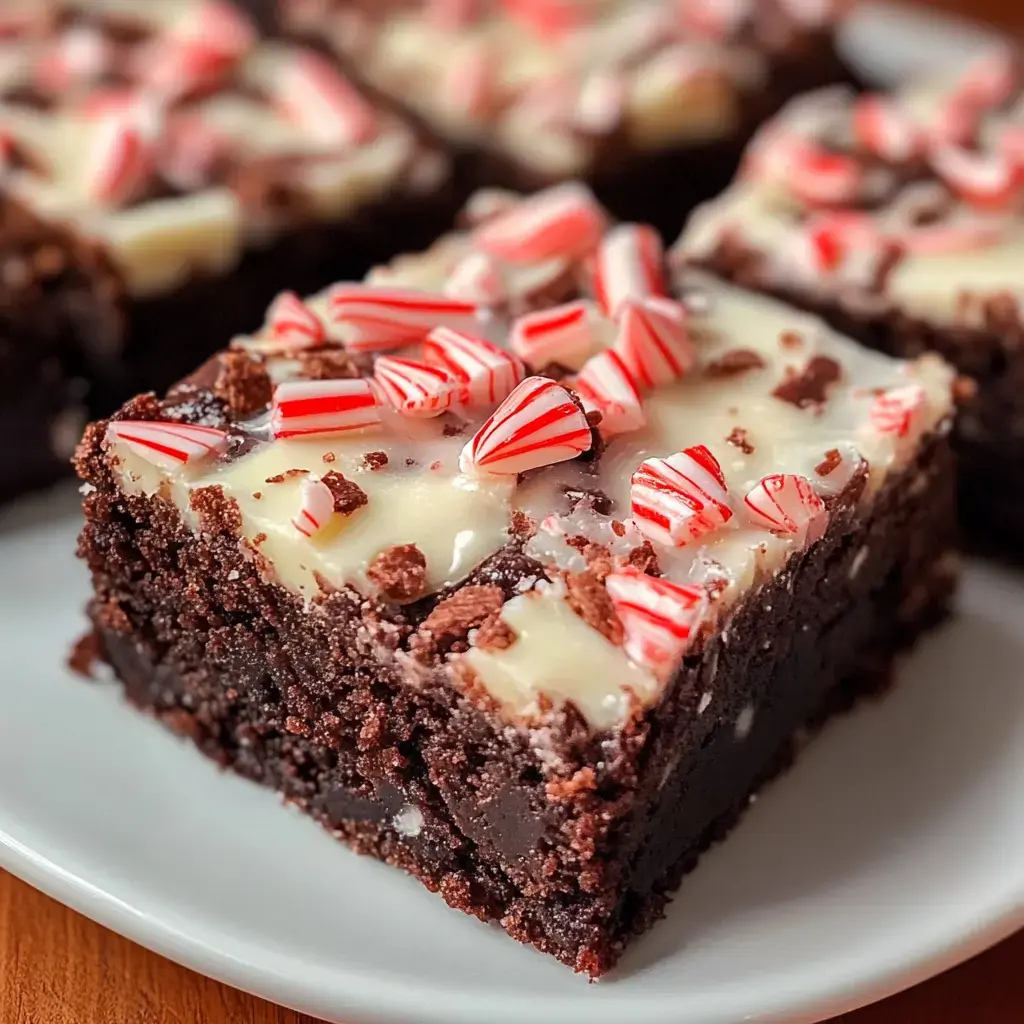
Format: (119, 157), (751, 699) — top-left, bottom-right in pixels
(281, 0), (859, 240)
(76, 185), (958, 976)
(0, 0), (456, 502)
(675, 50), (1024, 553)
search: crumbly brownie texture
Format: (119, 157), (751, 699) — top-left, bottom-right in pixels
(76, 186), (957, 975)
(0, 0), (454, 501)
(676, 51), (1024, 550)
(282, 0), (856, 239)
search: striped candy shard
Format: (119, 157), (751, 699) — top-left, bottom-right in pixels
(171, 0), (256, 58)
(614, 296), (695, 389)
(291, 476), (337, 538)
(423, 326), (524, 405)
(86, 113), (152, 206)
(473, 183), (607, 264)
(510, 300), (597, 370)
(271, 379), (381, 439)
(263, 291), (327, 352)
(328, 285), (479, 352)
(374, 356), (458, 417)
(593, 223), (666, 318)
(443, 249), (506, 305)
(605, 569), (708, 672)
(930, 144), (1024, 211)
(852, 95), (924, 164)
(106, 420), (228, 470)
(573, 349), (645, 437)
(459, 376), (592, 476)
(869, 384), (929, 440)
(743, 474), (829, 544)
(630, 445), (734, 547)
(276, 51), (377, 148)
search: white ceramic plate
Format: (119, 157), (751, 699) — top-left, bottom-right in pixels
(2, 8), (1023, 1024)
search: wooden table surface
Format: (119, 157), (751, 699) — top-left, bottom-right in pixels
(6, 1), (1024, 1022)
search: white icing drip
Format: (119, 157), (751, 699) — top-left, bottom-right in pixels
(464, 586), (658, 731)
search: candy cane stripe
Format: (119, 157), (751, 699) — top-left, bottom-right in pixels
(424, 326), (524, 405)
(743, 473), (829, 544)
(106, 420), (229, 470)
(271, 379), (381, 438)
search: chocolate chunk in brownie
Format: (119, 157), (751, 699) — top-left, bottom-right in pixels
(772, 356), (842, 409)
(368, 545), (427, 602)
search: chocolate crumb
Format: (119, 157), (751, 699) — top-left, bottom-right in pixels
(322, 471), (367, 515)
(405, 457), (417, 468)
(367, 544), (427, 603)
(953, 375), (979, 404)
(252, 491), (262, 500)
(322, 452), (337, 464)
(585, 409), (603, 429)
(363, 451), (388, 471)
(212, 351), (273, 417)
(253, 532), (267, 545)
(297, 348), (357, 380)
(772, 356), (842, 409)
(610, 520), (626, 537)
(627, 541), (659, 576)
(565, 570), (623, 645)
(420, 585), (505, 650)
(510, 508), (536, 539)
(443, 421), (467, 437)
(266, 469), (309, 484)
(726, 427), (754, 454)
(68, 630), (100, 679)
(704, 348), (766, 378)
(475, 612), (516, 651)
(816, 448), (843, 477)
(780, 330), (804, 350)
(189, 485), (242, 535)
(546, 767), (597, 802)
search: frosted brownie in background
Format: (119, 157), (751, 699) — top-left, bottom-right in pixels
(0, 0), (454, 502)
(281, 0), (858, 241)
(676, 50), (1024, 550)
(76, 184), (958, 975)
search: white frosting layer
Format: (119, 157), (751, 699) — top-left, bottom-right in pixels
(0, 4), (428, 297)
(287, 0), (838, 174)
(677, 77), (1024, 328)
(103, 196), (955, 734)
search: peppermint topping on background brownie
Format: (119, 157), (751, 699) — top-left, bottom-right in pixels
(99, 183), (955, 732)
(678, 49), (1024, 328)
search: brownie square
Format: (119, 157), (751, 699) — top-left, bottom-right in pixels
(675, 53), (1024, 553)
(75, 184), (958, 975)
(282, 0), (859, 240)
(0, 0), (457, 502)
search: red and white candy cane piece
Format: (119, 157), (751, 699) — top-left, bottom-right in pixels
(427, 0), (481, 29)
(605, 569), (707, 672)
(574, 70), (625, 135)
(291, 476), (337, 539)
(172, 0), (256, 58)
(789, 143), (863, 207)
(931, 144), (1023, 211)
(630, 445), (734, 547)
(679, 0), (750, 40)
(868, 384), (928, 440)
(276, 51), (377, 148)
(952, 48), (1019, 112)
(423, 326), (524, 406)
(614, 296), (695, 390)
(999, 125), (1024, 165)
(159, 114), (229, 190)
(86, 113), (152, 206)
(143, 39), (235, 100)
(328, 285), (479, 352)
(374, 356), (458, 417)
(573, 349), (645, 437)
(264, 291), (326, 352)
(443, 250), (506, 305)
(501, 0), (584, 42)
(271, 379), (381, 439)
(593, 223), (666, 318)
(510, 300), (598, 370)
(743, 474), (828, 543)
(474, 183), (607, 265)
(36, 25), (112, 93)
(0, 130), (13, 174)
(801, 211), (886, 275)
(853, 95), (924, 164)
(443, 43), (496, 121)
(459, 376), (592, 476)
(106, 420), (228, 470)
